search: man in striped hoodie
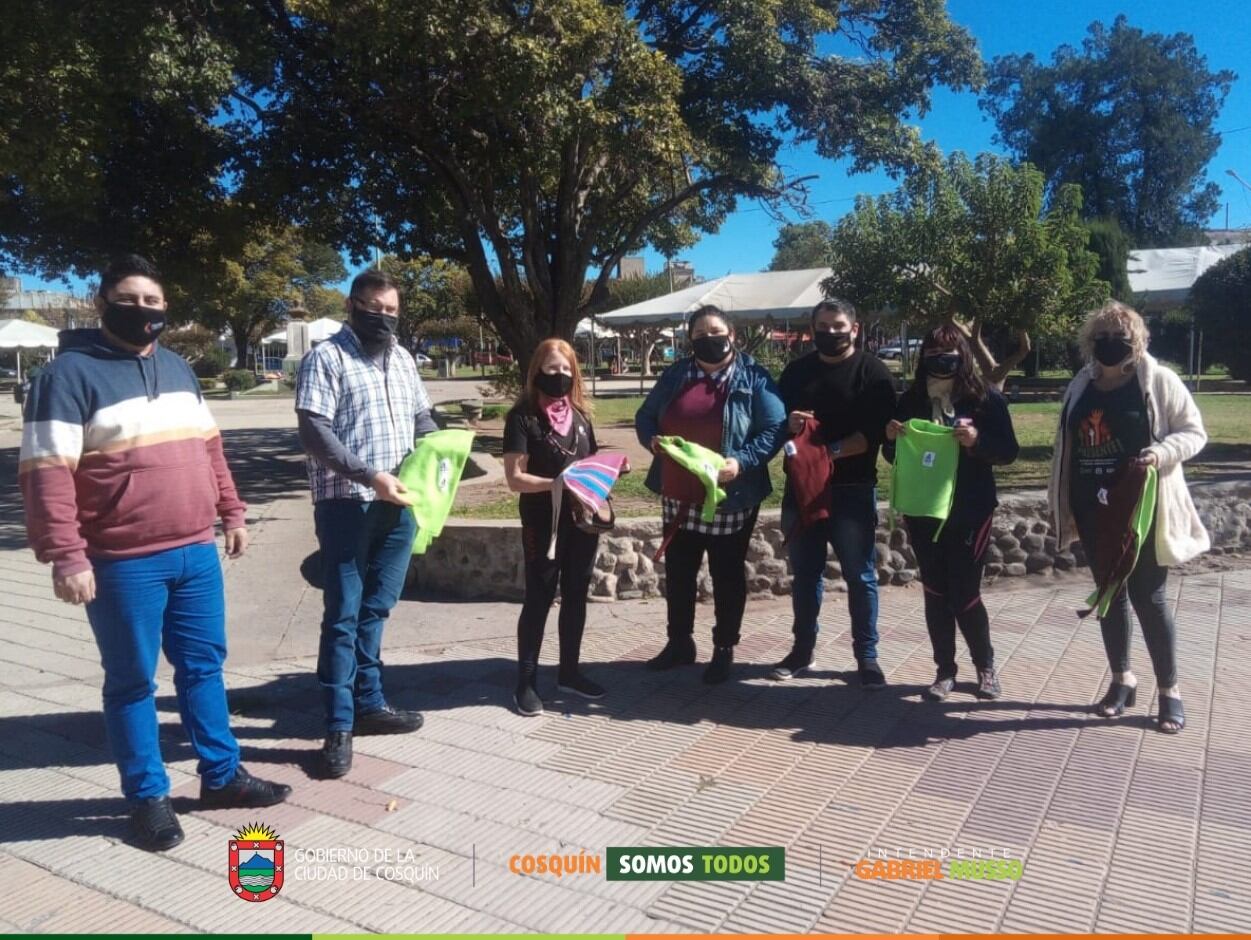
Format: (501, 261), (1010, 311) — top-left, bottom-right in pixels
(19, 255), (291, 851)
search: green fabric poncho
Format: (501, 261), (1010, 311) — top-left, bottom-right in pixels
(655, 435), (728, 522)
(889, 418), (961, 538)
(395, 429), (475, 554)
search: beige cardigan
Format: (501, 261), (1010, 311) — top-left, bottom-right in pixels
(1048, 353), (1210, 566)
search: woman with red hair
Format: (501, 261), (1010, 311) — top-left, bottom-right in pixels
(503, 339), (604, 716)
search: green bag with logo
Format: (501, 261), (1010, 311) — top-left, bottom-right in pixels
(655, 435), (728, 522)
(889, 418), (960, 539)
(396, 429), (475, 554)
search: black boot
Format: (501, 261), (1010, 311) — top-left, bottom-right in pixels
(769, 641), (815, 681)
(320, 732), (353, 779)
(647, 636), (697, 670)
(514, 662), (543, 717)
(130, 796), (185, 852)
(200, 765), (293, 809)
(354, 704), (424, 735)
(702, 645), (734, 684)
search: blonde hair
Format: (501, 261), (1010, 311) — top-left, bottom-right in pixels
(523, 337), (593, 417)
(1078, 300), (1149, 365)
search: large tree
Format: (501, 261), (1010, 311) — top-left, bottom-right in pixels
(981, 16), (1235, 248)
(825, 153), (1109, 386)
(177, 225), (346, 366)
(0, 1), (266, 280)
(768, 221), (835, 271)
(1189, 246), (1251, 382)
(248, 0), (980, 371)
(378, 255), (478, 351)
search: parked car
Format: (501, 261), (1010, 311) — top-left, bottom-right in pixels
(877, 339), (923, 360)
(0, 367), (16, 378)
(413, 352), (433, 368)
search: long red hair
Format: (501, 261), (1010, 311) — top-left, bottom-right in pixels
(523, 338), (593, 417)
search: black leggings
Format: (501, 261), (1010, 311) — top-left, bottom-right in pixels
(1076, 515), (1177, 687)
(907, 513), (996, 676)
(663, 508), (758, 648)
(517, 508), (599, 672)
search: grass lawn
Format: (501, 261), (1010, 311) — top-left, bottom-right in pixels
(455, 392), (1251, 519)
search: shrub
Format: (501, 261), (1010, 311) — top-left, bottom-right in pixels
(479, 361), (522, 401)
(191, 348), (230, 378)
(223, 370), (257, 392)
(198, 377), (218, 391)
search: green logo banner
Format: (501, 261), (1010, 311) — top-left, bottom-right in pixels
(605, 846), (784, 881)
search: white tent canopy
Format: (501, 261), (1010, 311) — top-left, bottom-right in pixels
(596, 268), (832, 326)
(1128, 244), (1245, 310)
(0, 318), (61, 382)
(261, 317), (344, 345)
(0, 318), (60, 349)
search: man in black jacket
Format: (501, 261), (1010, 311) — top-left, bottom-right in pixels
(775, 300), (897, 687)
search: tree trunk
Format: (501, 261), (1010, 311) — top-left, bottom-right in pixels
(640, 337), (658, 376)
(229, 320), (253, 369)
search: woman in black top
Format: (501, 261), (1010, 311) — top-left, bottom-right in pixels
(503, 338), (606, 716)
(884, 324), (1019, 702)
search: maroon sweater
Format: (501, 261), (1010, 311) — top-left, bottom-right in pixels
(659, 376), (727, 503)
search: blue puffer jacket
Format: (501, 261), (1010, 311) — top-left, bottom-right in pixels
(634, 353), (787, 512)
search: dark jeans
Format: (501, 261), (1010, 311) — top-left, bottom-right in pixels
(664, 507), (759, 648)
(86, 543), (239, 801)
(314, 499), (416, 731)
(908, 513), (996, 676)
(786, 484), (880, 660)
(1076, 514), (1177, 687)
(517, 507), (599, 671)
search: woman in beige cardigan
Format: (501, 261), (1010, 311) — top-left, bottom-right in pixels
(1049, 301), (1209, 733)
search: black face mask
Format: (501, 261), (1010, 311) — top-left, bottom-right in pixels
(926, 353), (961, 378)
(535, 371), (573, 398)
(813, 330), (853, 357)
(102, 302), (166, 347)
(351, 304), (398, 349)
(691, 334), (732, 364)
(1093, 336), (1133, 368)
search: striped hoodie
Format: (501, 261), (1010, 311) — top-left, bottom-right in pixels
(19, 329), (246, 578)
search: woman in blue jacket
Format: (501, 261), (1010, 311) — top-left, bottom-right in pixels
(883, 324), (1019, 702)
(635, 305), (786, 683)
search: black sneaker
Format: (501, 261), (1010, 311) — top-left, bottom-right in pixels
(769, 646), (815, 681)
(130, 796), (185, 852)
(702, 645), (734, 684)
(557, 671), (606, 700)
(646, 637), (697, 671)
(200, 765), (293, 809)
(857, 659), (887, 689)
(923, 674), (956, 702)
(354, 704), (424, 735)
(976, 667), (1002, 701)
(320, 731), (353, 778)
(514, 682), (544, 717)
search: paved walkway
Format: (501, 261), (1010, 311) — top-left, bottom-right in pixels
(2, 398), (1249, 933)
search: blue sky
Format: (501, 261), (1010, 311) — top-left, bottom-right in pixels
(16, 1), (1251, 295)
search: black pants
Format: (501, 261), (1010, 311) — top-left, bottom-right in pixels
(1076, 514), (1177, 687)
(908, 513), (996, 677)
(664, 508), (758, 648)
(517, 507), (599, 672)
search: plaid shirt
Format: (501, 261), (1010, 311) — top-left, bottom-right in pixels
(662, 356), (752, 534)
(295, 327), (431, 502)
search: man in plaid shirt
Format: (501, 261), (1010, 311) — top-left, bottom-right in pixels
(295, 269), (436, 779)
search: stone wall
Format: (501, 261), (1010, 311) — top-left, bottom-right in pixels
(411, 481), (1251, 601)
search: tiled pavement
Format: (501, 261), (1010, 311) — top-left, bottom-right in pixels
(3, 534), (1250, 935)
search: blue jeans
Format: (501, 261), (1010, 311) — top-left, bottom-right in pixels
(785, 484), (880, 660)
(86, 542), (239, 802)
(314, 499), (416, 731)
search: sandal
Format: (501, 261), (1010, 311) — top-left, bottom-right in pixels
(1096, 681), (1137, 717)
(1157, 694), (1185, 734)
